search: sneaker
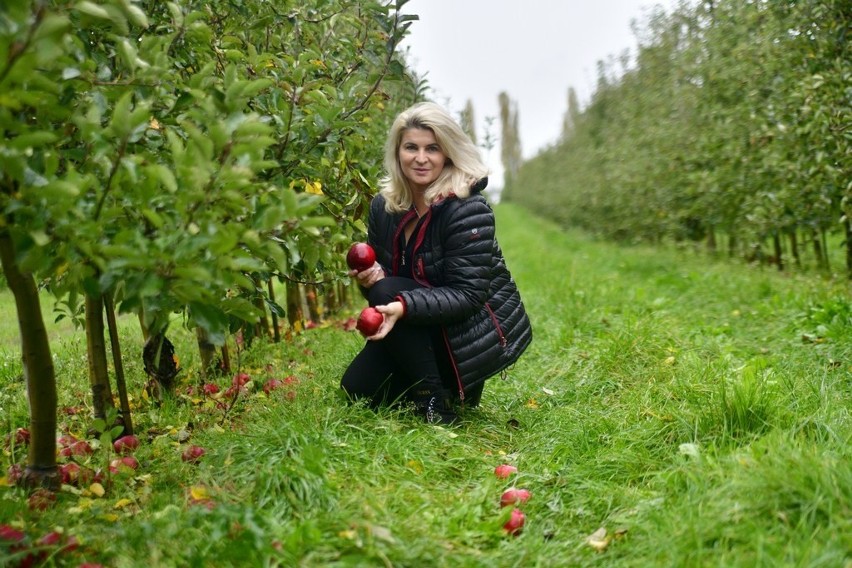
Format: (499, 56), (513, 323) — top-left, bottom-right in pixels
(417, 394), (458, 425)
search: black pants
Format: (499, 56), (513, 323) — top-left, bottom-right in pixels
(341, 277), (455, 406)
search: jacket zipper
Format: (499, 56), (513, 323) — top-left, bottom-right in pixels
(485, 303), (508, 347)
(442, 328), (465, 402)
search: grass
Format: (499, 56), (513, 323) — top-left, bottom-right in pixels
(1, 203), (851, 567)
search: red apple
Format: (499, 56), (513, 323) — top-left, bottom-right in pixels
(346, 243), (376, 272)
(28, 488), (57, 511)
(500, 488), (532, 508)
(59, 463), (81, 485)
(7, 463), (23, 485)
(232, 372), (250, 387)
(37, 531), (78, 554)
(202, 383), (220, 395)
(263, 378), (284, 395)
(57, 433), (78, 448)
(356, 307), (383, 337)
(59, 440), (93, 458)
(494, 464), (518, 478)
(181, 445), (206, 463)
(0, 524), (25, 542)
(113, 435), (140, 454)
(6, 427), (30, 447)
(109, 456), (139, 473)
(503, 508), (525, 536)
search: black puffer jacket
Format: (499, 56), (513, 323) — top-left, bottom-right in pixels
(367, 179), (532, 401)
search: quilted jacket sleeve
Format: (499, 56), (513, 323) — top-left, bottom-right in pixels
(398, 196), (494, 324)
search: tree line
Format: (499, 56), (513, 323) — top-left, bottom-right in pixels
(504, 0), (851, 276)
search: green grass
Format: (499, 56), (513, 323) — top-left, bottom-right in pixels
(1, 204), (850, 567)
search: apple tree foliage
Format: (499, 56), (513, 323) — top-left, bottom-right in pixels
(506, 0), (851, 275)
(0, 0), (418, 486)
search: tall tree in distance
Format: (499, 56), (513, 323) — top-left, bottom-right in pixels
(561, 87), (581, 141)
(498, 91), (523, 191)
(460, 99), (477, 145)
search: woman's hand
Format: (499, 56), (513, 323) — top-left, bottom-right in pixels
(349, 261), (385, 289)
(365, 301), (404, 340)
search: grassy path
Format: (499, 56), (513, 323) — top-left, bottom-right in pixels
(1, 204), (850, 567)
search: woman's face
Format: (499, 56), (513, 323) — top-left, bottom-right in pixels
(398, 127), (446, 193)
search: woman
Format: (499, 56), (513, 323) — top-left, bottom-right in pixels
(341, 101), (532, 424)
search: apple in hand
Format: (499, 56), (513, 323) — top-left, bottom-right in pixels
(346, 243), (376, 272)
(503, 508), (525, 536)
(356, 307), (384, 337)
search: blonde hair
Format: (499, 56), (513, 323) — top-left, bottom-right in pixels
(380, 101), (489, 213)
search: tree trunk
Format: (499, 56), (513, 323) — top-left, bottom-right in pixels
(267, 278), (281, 343)
(220, 342), (232, 374)
(821, 228), (830, 271)
(846, 218), (852, 280)
(104, 294), (132, 436)
(305, 283), (321, 323)
(0, 232), (59, 489)
(196, 327), (217, 382)
(789, 230), (801, 269)
(286, 280), (304, 331)
(772, 232), (784, 271)
(325, 282), (338, 314)
(812, 228), (825, 269)
(706, 226), (717, 255)
(253, 277), (271, 339)
(85, 293), (115, 420)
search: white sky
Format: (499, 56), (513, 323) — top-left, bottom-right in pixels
(400, 0), (678, 188)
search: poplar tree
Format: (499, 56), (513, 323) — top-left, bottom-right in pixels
(498, 91), (522, 189)
(460, 99), (477, 145)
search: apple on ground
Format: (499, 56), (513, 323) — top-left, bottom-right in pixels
(59, 440), (93, 458)
(181, 445), (206, 463)
(202, 383), (220, 395)
(500, 488), (532, 508)
(0, 524), (25, 543)
(356, 307), (384, 337)
(503, 508), (525, 536)
(346, 242), (376, 272)
(109, 456), (139, 474)
(494, 464), (518, 478)
(7, 463), (23, 485)
(113, 434), (140, 454)
(28, 488), (57, 511)
(38, 531), (79, 554)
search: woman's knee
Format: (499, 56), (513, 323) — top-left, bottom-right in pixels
(368, 278), (405, 306)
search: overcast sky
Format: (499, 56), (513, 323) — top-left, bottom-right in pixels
(400, 0), (678, 188)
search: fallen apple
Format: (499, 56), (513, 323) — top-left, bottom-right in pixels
(181, 445), (206, 463)
(263, 378), (284, 395)
(356, 307), (383, 337)
(0, 524), (25, 542)
(59, 440), (93, 458)
(109, 456), (139, 473)
(346, 242), (376, 272)
(503, 508), (525, 536)
(202, 383), (220, 395)
(113, 434), (140, 454)
(494, 464), (518, 479)
(28, 488), (57, 512)
(59, 463), (80, 485)
(38, 531), (78, 554)
(6, 463), (23, 485)
(500, 488), (532, 508)
(232, 372), (251, 387)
